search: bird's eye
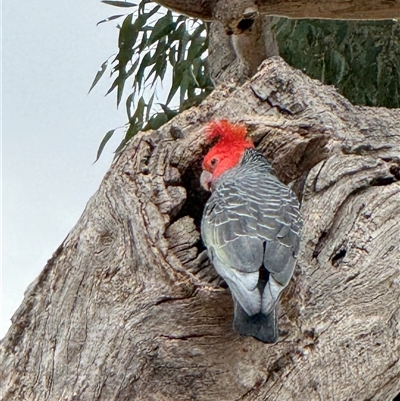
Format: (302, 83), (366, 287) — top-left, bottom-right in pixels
(210, 158), (218, 166)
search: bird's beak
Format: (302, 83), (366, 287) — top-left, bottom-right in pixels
(200, 170), (213, 192)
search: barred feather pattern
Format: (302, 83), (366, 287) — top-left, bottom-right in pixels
(201, 149), (302, 342)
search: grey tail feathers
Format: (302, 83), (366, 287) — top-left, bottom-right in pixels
(233, 298), (278, 343)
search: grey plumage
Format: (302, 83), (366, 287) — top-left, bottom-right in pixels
(201, 149), (302, 343)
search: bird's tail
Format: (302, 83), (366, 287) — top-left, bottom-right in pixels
(232, 298), (278, 343)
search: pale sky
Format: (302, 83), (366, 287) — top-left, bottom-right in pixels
(2, 1), (133, 335)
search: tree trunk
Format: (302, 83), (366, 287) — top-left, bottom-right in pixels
(1, 57), (399, 400)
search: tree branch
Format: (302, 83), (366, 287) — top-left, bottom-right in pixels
(154, 0), (400, 21)
(153, 0), (215, 20)
(257, 0), (400, 20)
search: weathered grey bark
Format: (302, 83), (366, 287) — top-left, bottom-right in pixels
(1, 57), (399, 400)
(154, 0), (400, 21)
(208, 15), (279, 85)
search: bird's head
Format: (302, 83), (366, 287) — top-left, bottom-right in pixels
(201, 120), (254, 191)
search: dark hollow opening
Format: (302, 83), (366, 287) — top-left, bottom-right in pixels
(171, 160), (211, 257)
(332, 248), (347, 266)
(237, 18), (255, 32)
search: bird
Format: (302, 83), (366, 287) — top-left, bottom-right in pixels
(200, 120), (302, 343)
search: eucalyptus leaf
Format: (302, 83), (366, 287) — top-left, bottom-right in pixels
(147, 14), (174, 46)
(95, 129), (116, 163)
(97, 3), (213, 159)
(97, 14), (125, 26)
(168, 22), (186, 44)
(146, 93), (155, 121)
(125, 57), (140, 80)
(177, 30), (190, 61)
(105, 76), (120, 96)
(180, 71), (190, 106)
(158, 104), (178, 121)
(133, 96), (146, 122)
(126, 92), (135, 120)
(113, 137), (128, 155)
(117, 75), (126, 106)
(88, 60), (108, 93)
(187, 35), (205, 61)
(124, 122), (140, 142)
(135, 52), (152, 91)
(102, 1), (137, 8)
(168, 45), (177, 66)
(166, 62), (184, 104)
(144, 113), (168, 130)
(188, 65), (199, 87)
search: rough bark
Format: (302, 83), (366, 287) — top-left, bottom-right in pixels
(208, 15), (279, 84)
(154, 0), (400, 21)
(1, 57), (399, 401)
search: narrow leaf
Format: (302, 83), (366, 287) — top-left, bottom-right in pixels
(126, 57), (140, 81)
(124, 123), (139, 142)
(190, 23), (206, 39)
(105, 76), (120, 96)
(135, 52), (152, 91)
(147, 20), (175, 46)
(145, 63), (158, 85)
(168, 22), (186, 44)
(126, 93), (135, 120)
(168, 45), (177, 66)
(117, 77), (125, 107)
(143, 5), (161, 20)
(159, 104), (178, 119)
(153, 37), (168, 61)
(150, 57), (167, 87)
(187, 36), (205, 61)
(137, 30), (148, 53)
(146, 92), (155, 121)
(188, 65), (199, 87)
(166, 62), (184, 104)
(175, 15), (187, 24)
(88, 60), (108, 93)
(139, 0), (158, 14)
(180, 71), (190, 106)
(101, 1), (137, 8)
(95, 129), (115, 162)
(133, 96), (146, 123)
(97, 14), (125, 26)
(114, 137), (128, 156)
(144, 113), (169, 131)
(158, 58), (167, 81)
(118, 14), (135, 64)
(177, 30), (190, 62)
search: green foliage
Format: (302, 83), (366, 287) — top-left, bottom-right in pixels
(92, 1), (399, 160)
(91, 0), (213, 159)
(274, 19), (400, 109)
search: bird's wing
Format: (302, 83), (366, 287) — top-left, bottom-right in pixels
(202, 169), (301, 316)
